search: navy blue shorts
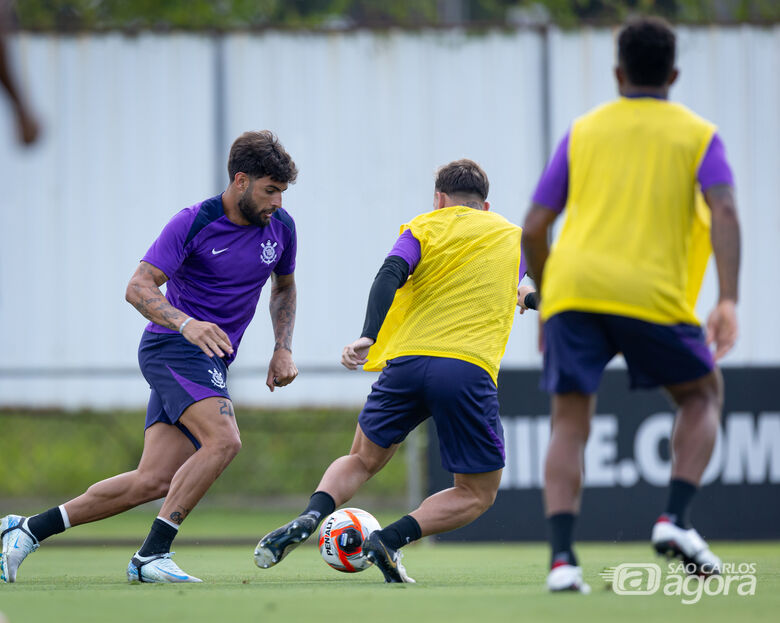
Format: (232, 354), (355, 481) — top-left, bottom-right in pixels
(358, 356), (505, 474)
(138, 331), (230, 449)
(542, 311), (715, 394)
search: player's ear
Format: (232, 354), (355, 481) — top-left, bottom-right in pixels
(483, 200), (490, 212)
(668, 68), (679, 87)
(234, 172), (249, 191)
(434, 191), (446, 211)
(614, 65), (625, 88)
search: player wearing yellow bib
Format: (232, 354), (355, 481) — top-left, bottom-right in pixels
(522, 17), (741, 593)
(254, 159), (535, 582)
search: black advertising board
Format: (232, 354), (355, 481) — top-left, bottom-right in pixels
(428, 367), (780, 541)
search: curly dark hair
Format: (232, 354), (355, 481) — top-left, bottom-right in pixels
(227, 130), (298, 184)
(618, 16), (676, 88)
(435, 159), (489, 201)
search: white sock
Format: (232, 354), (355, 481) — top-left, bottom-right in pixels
(59, 505), (71, 530)
(156, 515), (180, 531)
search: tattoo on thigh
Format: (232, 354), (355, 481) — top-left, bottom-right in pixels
(218, 398), (234, 417)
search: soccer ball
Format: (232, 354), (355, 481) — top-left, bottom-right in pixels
(318, 507), (381, 573)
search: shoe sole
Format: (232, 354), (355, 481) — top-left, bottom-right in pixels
(127, 565), (203, 583)
(254, 522), (311, 569)
(128, 575), (203, 583)
(653, 540), (719, 576)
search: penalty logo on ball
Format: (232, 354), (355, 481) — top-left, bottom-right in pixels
(318, 508), (381, 573)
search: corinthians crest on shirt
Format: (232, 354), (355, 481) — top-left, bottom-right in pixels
(260, 239), (278, 265)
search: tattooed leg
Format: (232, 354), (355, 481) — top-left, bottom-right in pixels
(157, 397), (241, 529)
(217, 398), (235, 418)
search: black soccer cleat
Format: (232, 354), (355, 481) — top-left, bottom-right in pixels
(362, 532), (415, 583)
(254, 514), (318, 569)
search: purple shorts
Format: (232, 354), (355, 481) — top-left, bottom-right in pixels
(542, 311), (715, 394)
(138, 330), (230, 449)
(358, 356), (505, 474)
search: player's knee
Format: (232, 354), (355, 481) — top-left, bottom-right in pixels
(145, 477), (171, 500)
(469, 493), (494, 516)
(670, 370), (723, 409)
(217, 435), (242, 461)
(127, 473), (171, 502)
(678, 375), (722, 415)
(355, 452), (384, 476)
(475, 488), (497, 514)
(460, 483), (497, 515)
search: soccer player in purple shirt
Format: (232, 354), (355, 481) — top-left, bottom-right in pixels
(1, 131), (299, 584)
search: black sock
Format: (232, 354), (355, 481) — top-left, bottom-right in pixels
(137, 518), (178, 557)
(665, 479), (698, 528)
(302, 491), (336, 524)
(26, 507), (66, 543)
(548, 512), (578, 567)
(376, 515), (422, 550)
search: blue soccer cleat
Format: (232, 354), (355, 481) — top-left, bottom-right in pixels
(0, 515), (39, 583)
(127, 551), (203, 583)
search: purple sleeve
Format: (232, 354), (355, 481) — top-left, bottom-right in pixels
(518, 249), (527, 281)
(274, 221), (297, 275)
(532, 130), (570, 213)
(387, 229), (421, 274)
(141, 208), (196, 278)
(697, 133), (734, 191)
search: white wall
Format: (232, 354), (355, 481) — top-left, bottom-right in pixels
(0, 26), (777, 408)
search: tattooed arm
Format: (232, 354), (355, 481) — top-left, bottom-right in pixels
(125, 261), (233, 359)
(266, 271), (298, 391)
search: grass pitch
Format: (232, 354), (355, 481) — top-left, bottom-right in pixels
(0, 510), (777, 623)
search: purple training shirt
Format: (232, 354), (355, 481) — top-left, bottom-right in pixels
(142, 194), (296, 366)
(533, 130), (735, 213)
(387, 221), (528, 280)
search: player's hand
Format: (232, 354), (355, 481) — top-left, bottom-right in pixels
(706, 299), (738, 360)
(517, 285), (536, 314)
(180, 319), (233, 359)
(266, 348), (298, 392)
(341, 337), (375, 370)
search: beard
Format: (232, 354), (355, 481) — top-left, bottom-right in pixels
(238, 190), (270, 227)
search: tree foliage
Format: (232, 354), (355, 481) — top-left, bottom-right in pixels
(13, 0), (780, 31)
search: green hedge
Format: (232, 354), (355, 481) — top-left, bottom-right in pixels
(0, 408), (408, 501)
(14, 0), (780, 31)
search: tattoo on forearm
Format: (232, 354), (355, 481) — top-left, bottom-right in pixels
(128, 265), (186, 330)
(270, 281), (296, 352)
(217, 398), (235, 418)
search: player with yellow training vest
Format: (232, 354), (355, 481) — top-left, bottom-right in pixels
(522, 17), (741, 594)
(254, 159), (536, 583)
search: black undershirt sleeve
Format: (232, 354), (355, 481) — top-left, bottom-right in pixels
(360, 255), (411, 341)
